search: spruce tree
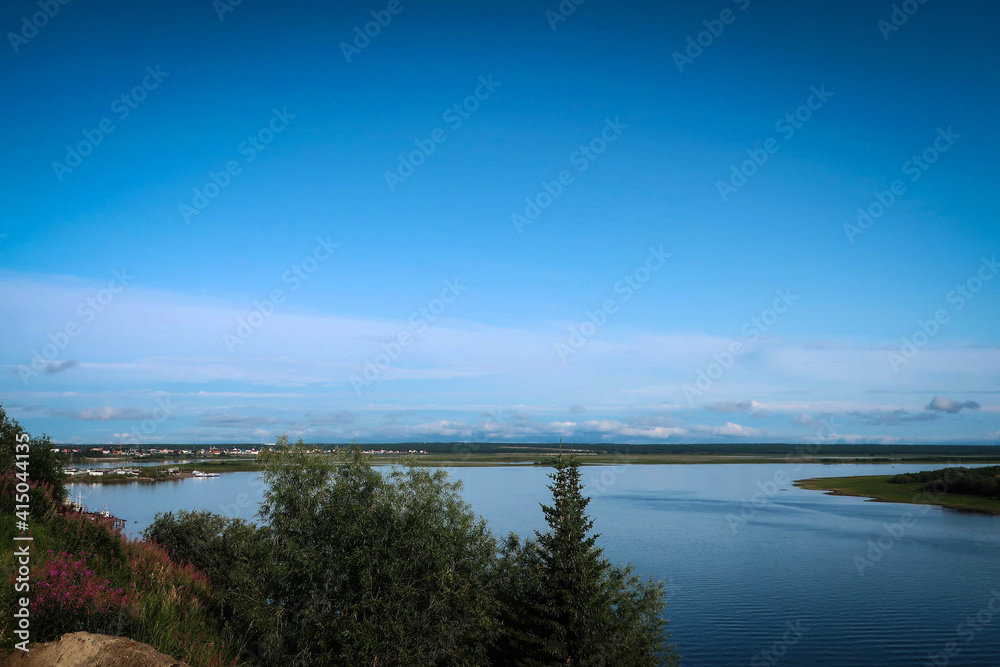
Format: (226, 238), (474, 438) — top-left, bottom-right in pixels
(497, 453), (676, 666)
(534, 453), (612, 663)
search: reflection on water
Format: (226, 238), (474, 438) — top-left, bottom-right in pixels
(71, 463), (1000, 666)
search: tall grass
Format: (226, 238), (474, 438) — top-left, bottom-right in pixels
(1, 475), (241, 665)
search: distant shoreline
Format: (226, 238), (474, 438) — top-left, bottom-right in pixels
(66, 459), (263, 484)
(794, 475), (1000, 515)
(65, 453), (1000, 485)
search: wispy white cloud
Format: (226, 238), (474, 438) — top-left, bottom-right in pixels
(705, 400), (761, 413)
(702, 422), (760, 437)
(847, 409), (939, 425)
(53, 406), (153, 421)
(2, 273), (999, 443)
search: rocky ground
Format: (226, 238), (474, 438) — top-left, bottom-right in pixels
(2, 632), (190, 667)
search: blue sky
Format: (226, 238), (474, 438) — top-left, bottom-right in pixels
(1, 0), (998, 444)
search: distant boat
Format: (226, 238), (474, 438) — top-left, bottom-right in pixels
(190, 470), (219, 478)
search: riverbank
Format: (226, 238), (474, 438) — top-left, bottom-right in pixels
(794, 474), (1000, 515)
(68, 460), (262, 484)
(406, 453), (1000, 467)
(68, 453), (1000, 484)
(52, 460), (1000, 665)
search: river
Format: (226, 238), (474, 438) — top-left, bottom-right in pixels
(69, 463), (1000, 666)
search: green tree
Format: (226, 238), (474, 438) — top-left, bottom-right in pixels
(144, 510), (233, 569)
(0, 403), (67, 503)
(497, 454), (676, 666)
(144, 509), (273, 657)
(257, 438), (500, 666)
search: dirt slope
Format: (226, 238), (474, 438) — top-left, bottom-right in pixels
(2, 632), (191, 667)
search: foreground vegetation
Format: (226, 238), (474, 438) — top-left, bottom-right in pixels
(145, 440), (677, 665)
(1, 406), (241, 664)
(795, 465), (1000, 514)
(0, 477), (242, 664)
(4, 405), (677, 665)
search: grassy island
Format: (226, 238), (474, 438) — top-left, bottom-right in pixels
(795, 465), (1000, 515)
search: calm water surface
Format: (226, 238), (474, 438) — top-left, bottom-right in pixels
(70, 463), (1000, 666)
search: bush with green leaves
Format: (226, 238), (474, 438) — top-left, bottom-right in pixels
(257, 440), (500, 665)
(142, 509), (272, 654)
(0, 404), (67, 504)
